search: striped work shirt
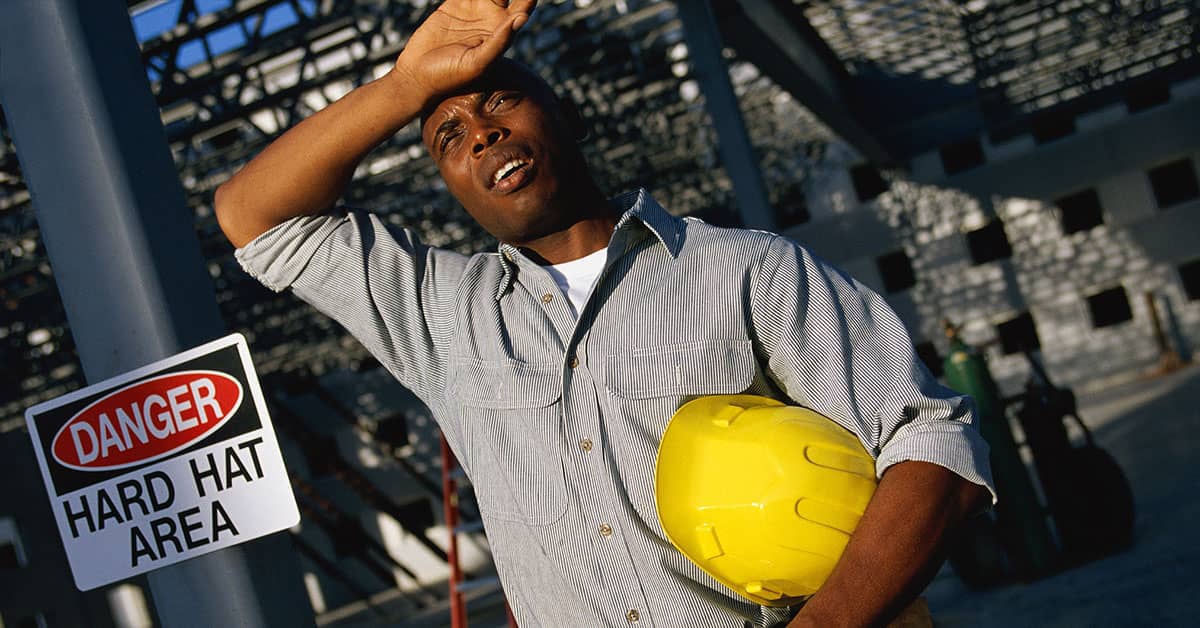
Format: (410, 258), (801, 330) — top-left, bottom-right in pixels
(237, 189), (994, 628)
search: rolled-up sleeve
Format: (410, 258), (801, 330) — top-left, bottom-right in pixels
(234, 209), (469, 401)
(749, 235), (996, 501)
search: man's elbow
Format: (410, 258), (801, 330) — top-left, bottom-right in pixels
(213, 181), (250, 248)
(954, 477), (992, 519)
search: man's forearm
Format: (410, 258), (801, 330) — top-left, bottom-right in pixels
(788, 461), (989, 628)
(214, 71), (425, 247)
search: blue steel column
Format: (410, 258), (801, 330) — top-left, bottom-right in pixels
(0, 1), (313, 626)
(676, 0), (777, 231)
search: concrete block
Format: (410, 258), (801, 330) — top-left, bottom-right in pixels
(804, 167), (857, 222)
(984, 134), (1036, 163)
(1128, 206), (1200, 265)
(909, 150), (945, 181)
(1076, 103), (1127, 133)
(1098, 171), (1155, 227)
(836, 256), (884, 295)
(787, 210), (898, 265)
(882, 290), (921, 332)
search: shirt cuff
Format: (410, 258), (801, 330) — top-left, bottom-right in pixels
(875, 420), (998, 504)
(234, 212), (349, 292)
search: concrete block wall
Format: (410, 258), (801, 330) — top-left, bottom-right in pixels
(785, 77), (1200, 392)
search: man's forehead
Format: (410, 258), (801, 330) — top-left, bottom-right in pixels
(425, 91), (486, 123)
(420, 91), (486, 144)
(420, 60), (557, 135)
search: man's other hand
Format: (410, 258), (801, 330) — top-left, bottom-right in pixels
(394, 0), (537, 108)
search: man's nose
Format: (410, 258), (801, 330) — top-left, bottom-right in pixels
(471, 126), (507, 156)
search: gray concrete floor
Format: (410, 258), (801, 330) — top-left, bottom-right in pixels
(925, 364), (1200, 627)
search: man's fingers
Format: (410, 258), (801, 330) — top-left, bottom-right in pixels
(485, 0), (536, 12)
(509, 0), (537, 15)
(466, 12), (524, 67)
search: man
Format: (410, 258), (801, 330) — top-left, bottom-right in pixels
(216, 1), (994, 626)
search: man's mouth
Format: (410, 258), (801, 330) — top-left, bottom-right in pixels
(490, 158), (533, 193)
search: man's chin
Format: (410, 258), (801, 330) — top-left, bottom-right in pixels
(496, 210), (573, 247)
(502, 177), (561, 212)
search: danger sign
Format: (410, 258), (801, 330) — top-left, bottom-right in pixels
(25, 334), (299, 591)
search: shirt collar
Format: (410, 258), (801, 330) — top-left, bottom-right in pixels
(610, 188), (684, 258)
(494, 188), (683, 300)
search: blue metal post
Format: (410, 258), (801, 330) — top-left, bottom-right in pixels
(676, 0), (777, 231)
(0, 0), (313, 625)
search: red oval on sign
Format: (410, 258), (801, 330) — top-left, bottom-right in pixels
(50, 370), (244, 471)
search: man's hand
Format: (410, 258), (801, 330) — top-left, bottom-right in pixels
(394, 0), (537, 108)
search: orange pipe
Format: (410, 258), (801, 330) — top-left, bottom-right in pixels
(440, 434), (467, 628)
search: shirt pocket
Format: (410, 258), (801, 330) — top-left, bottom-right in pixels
(602, 339), (756, 530)
(606, 339), (756, 400)
(450, 357), (567, 526)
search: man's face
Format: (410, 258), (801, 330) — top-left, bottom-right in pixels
(421, 65), (579, 245)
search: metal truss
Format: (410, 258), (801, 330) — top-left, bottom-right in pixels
(798, 0), (1200, 142)
(6, 0), (1197, 444)
(0, 0), (832, 459)
(126, 0), (835, 383)
(962, 0), (1200, 139)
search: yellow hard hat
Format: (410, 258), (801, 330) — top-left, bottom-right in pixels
(655, 394), (877, 607)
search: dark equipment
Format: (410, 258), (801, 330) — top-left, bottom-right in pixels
(941, 323), (1135, 587)
(941, 325), (1055, 586)
(1015, 351), (1135, 564)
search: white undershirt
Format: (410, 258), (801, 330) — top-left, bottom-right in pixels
(544, 248), (608, 318)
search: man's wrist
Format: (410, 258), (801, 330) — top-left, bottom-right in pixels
(787, 598), (842, 628)
(385, 61), (436, 114)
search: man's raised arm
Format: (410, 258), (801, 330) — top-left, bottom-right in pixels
(213, 0), (536, 248)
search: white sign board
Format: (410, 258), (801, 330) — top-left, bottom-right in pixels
(25, 333), (299, 591)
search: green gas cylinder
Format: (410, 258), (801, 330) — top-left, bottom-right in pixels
(941, 323), (1057, 576)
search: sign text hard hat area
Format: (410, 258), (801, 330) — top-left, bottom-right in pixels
(25, 334), (299, 591)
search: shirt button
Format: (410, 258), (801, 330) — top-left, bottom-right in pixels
(626, 609), (640, 623)
(599, 523), (613, 537)
(541, 293), (554, 304)
(579, 438), (593, 451)
(567, 355), (579, 368)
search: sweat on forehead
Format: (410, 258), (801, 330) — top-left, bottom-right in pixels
(419, 58), (561, 130)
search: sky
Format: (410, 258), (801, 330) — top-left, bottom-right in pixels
(131, 0), (319, 78)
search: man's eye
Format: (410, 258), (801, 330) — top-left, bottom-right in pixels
(440, 132), (459, 153)
(491, 94), (519, 110)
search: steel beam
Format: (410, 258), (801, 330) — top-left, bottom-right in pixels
(676, 0), (777, 231)
(715, 0), (898, 166)
(0, 0), (312, 626)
